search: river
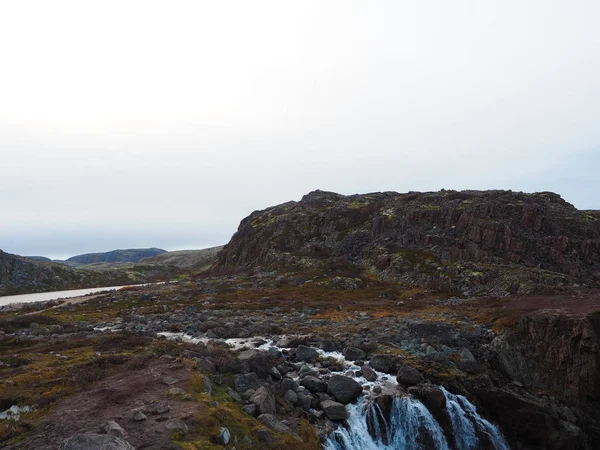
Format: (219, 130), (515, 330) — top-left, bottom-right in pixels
(0, 284), (150, 307)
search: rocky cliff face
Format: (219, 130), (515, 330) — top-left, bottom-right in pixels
(215, 189), (600, 295)
(0, 249), (131, 296)
(488, 311), (600, 403)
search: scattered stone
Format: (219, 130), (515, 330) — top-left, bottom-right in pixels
(131, 410), (147, 421)
(165, 419), (188, 434)
(162, 376), (179, 386)
(104, 420), (126, 438)
(258, 413), (292, 433)
(217, 427), (231, 445)
(144, 401), (170, 415)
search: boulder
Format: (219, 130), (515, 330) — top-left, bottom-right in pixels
(59, 433), (134, 450)
(396, 365), (424, 386)
(250, 386), (276, 415)
(342, 347), (366, 361)
(217, 427), (231, 445)
(320, 400), (347, 421)
(238, 349), (274, 377)
(327, 375), (363, 404)
(296, 345), (319, 363)
(369, 354), (396, 373)
(104, 420), (126, 438)
(361, 366), (377, 382)
(258, 413), (292, 434)
(300, 376), (328, 393)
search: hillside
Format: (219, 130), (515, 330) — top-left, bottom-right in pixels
(139, 246), (223, 272)
(215, 189), (600, 296)
(0, 249), (133, 296)
(64, 248), (167, 266)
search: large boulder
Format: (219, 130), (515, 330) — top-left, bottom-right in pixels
(369, 354), (396, 373)
(296, 345), (319, 363)
(320, 400), (347, 421)
(59, 433), (134, 450)
(250, 386), (276, 415)
(342, 347), (366, 361)
(238, 349), (274, 377)
(327, 375), (363, 404)
(396, 364), (424, 386)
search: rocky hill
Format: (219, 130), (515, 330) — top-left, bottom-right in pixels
(65, 248), (167, 266)
(140, 246), (223, 272)
(0, 250), (132, 296)
(215, 189), (600, 296)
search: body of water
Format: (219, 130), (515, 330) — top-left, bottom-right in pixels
(0, 284), (149, 307)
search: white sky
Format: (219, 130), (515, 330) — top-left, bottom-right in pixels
(1, 1), (599, 259)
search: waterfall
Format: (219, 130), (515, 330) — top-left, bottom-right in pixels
(324, 389), (509, 450)
(324, 396), (449, 450)
(440, 387), (509, 450)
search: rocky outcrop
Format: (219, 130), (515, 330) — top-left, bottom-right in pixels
(486, 311), (600, 403)
(0, 249), (132, 296)
(214, 189), (600, 296)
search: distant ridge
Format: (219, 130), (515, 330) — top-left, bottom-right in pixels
(65, 248), (167, 266)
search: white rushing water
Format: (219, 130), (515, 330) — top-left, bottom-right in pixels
(324, 388), (509, 450)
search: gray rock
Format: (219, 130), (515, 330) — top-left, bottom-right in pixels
(281, 377), (299, 392)
(227, 387), (242, 402)
(300, 376), (327, 393)
(459, 347), (476, 362)
(296, 345), (319, 363)
(285, 390), (298, 405)
(361, 366), (377, 382)
(250, 386), (276, 415)
(131, 410), (147, 421)
(59, 433), (134, 450)
(217, 427), (231, 445)
(327, 375), (363, 404)
(396, 365), (424, 386)
(144, 401), (170, 415)
(258, 413), (292, 433)
(104, 420), (126, 438)
(235, 373), (258, 392)
(296, 392), (312, 410)
(369, 354), (395, 373)
(320, 399), (347, 421)
(342, 347), (366, 361)
(165, 419), (188, 434)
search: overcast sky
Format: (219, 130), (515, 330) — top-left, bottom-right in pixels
(1, 1), (599, 259)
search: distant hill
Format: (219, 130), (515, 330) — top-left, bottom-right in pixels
(25, 256), (52, 262)
(65, 248), (167, 266)
(0, 249), (133, 296)
(140, 246), (223, 272)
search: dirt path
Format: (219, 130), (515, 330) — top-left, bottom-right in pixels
(6, 358), (197, 450)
